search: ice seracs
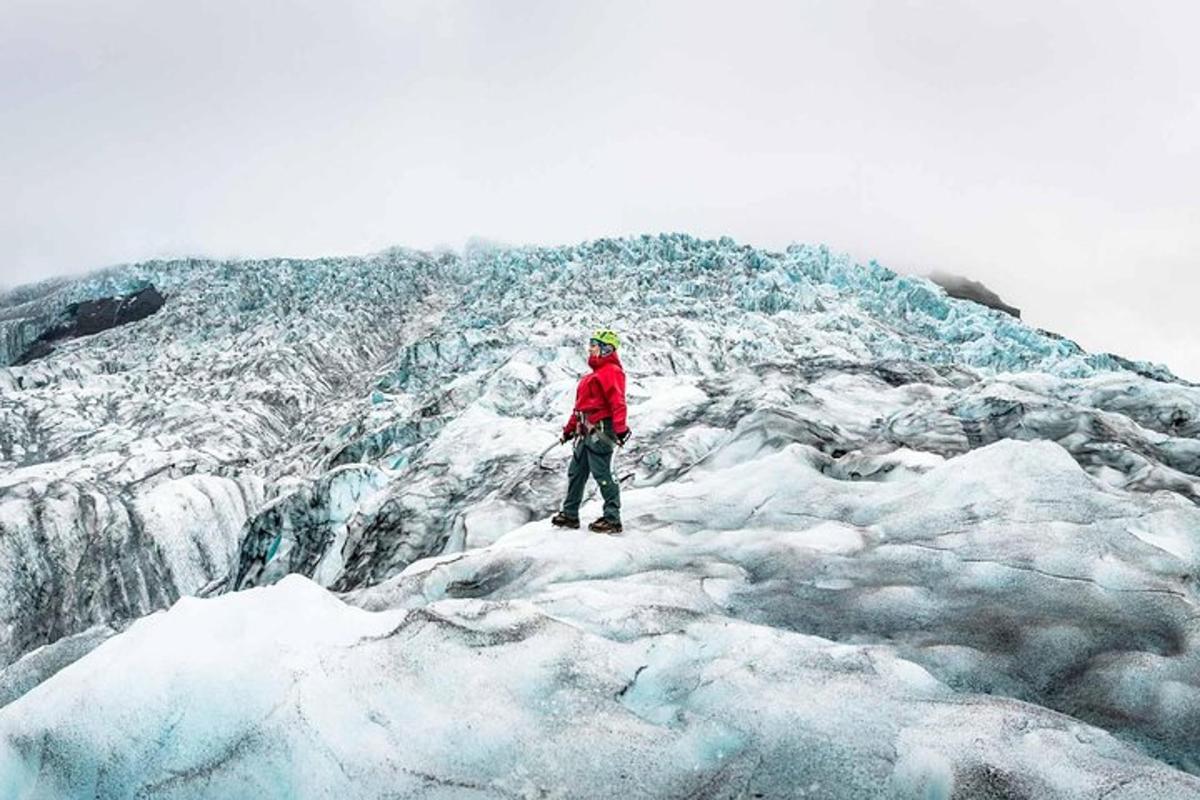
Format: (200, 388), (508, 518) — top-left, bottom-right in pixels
(0, 235), (1198, 796)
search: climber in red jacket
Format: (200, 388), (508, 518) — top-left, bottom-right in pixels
(551, 329), (630, 534)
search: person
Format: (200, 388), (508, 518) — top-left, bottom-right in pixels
(551, 329), (631, 533)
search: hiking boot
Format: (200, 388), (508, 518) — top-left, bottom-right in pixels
(551, 512), (580, 529)
(588, 517), (623, 534)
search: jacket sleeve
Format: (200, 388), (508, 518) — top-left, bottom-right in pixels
(563, 379), (581, 436)
(605, 368), (628, 434)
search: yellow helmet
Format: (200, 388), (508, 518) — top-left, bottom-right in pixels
(590, 329), (620, 349)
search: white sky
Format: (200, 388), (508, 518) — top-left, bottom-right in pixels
(2, 1), (1197, 378)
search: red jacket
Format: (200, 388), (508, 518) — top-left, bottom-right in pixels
(563, 351), (628, 437)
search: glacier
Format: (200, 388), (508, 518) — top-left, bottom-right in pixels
(0, 234), (1198, 797)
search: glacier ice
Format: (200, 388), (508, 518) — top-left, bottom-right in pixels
(0, 234), (1199, 796)
(2, 572), (1198, 798)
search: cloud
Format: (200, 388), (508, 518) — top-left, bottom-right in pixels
(1, 0), (1196, 377)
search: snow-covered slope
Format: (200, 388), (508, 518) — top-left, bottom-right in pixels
(1, 235), (1198, 797)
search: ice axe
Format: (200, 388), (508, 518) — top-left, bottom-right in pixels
(536, 438), (562, 471)
(537, 431), (627, 471)
(541, 433), (637, 490)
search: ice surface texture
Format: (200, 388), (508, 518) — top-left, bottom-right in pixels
(1, 235), (1199, 797)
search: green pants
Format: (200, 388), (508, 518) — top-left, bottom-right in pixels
(561, 425), (621, 523)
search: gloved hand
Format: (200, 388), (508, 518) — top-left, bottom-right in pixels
(616, 429), (631, 446)
(560, 430), (577, 445)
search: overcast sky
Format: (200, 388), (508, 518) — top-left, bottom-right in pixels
(2, 1), (1197, 377)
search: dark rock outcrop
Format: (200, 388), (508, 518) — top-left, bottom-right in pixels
(928, 271), (1021, 318)
(12, 286), (165, 365)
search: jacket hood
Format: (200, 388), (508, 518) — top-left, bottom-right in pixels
(587, 350), (623, 371)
